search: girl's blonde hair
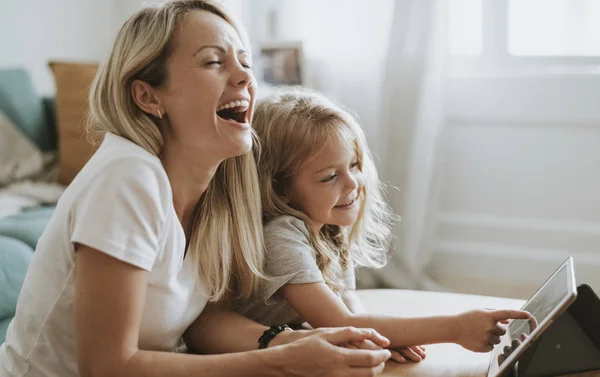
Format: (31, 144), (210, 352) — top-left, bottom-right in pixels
(87, 0), (263, 301)
(253, 87), (396, 291)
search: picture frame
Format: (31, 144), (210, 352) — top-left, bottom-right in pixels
(258, 41), (304, 87)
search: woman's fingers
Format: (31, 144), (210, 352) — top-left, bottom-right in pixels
(322, 327), (390, 348)
(351, 339), (383, 350)
(342, 348), (392, 367)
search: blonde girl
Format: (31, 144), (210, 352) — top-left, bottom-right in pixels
(235, 87), (530, 362)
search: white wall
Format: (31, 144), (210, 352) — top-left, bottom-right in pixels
(0, 0), (254, 96)
(0, 0), (116, 95)
(430, 76), (600, 298)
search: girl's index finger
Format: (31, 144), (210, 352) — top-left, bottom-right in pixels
(492, 309), (531, 322)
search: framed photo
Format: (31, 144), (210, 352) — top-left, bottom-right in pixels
(258, 41), (304, 86)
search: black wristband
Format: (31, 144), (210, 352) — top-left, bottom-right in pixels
(258, 325), (290, 349)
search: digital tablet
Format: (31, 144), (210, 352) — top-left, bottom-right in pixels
(487, 256), (577, 377)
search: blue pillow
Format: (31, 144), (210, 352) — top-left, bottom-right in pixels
(0, 69), (56, 152)
(0, 236), (34, 320)
(0, 316), (12, 344)
(0, 206), (55, 249)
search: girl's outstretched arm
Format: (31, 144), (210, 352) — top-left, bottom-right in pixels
(342, 289), (426, 362)
(281, 282), (530, 352)
(342, 289), (366, 313)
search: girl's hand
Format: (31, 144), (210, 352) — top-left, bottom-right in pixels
(389, 346), (426, 363)
(454, 309), (531, 352)
(280, 327), (392, 377)
(343, 338), (426, 363)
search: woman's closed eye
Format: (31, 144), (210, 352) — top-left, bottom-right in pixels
(205, 60), (223, 67)
(206, 60), (252, 69)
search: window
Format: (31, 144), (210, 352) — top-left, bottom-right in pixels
(448, 0), (482, 55)
(509, 0), (600, 56)
(448, 0), (600, 63)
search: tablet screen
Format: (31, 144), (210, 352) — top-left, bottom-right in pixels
(487, 257), (577, 377)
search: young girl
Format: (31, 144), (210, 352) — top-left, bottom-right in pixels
(234, 87), (530, 362)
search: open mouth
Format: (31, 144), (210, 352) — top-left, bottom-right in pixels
(334, 199), (356, 209)
(216, 100), (249, 124)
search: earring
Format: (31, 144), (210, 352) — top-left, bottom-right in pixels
(157, 109), (162, 119)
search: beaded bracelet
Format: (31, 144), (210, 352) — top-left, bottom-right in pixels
(258, 325), (291, 349)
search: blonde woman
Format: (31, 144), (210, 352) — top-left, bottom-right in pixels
(235, 88), (531, 360)
(0, 2), (392, 377)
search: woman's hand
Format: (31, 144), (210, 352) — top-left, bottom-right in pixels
(453, 309), (531, 352)
(278, 327), (392, 377)
(269, 328), (313, 348)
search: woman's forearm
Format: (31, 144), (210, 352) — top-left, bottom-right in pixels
(184, 309), (270, 353)
(91, 348), (285, 377)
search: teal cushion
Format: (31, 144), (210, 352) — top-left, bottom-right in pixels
(0, 316), (12, 344)
(0, 69), (56, 152)
(0, 206), (55, 249)
(0, 236), (33, 320)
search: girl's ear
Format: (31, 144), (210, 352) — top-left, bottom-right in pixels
(273, 178), (290, 203)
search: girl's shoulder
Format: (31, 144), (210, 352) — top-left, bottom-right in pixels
(264, 215), (310, 242)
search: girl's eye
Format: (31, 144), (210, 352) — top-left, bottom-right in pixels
(241, 62), (252, 69)
(206, 61), (223, 66)
(350, 161), (360, 169)
(321, 174), (337, 183)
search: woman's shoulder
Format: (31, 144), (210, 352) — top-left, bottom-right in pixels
(86, 133), (166, 179)
(96, 133), (163, 169)
(66, 133), (171, 212)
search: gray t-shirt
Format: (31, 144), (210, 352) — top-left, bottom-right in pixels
(234, 215), (356, 326)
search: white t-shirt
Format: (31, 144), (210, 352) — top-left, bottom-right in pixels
(0, 133), (208, 377)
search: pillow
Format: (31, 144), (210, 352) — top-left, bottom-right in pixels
(0, 68), (56, 152)
(0, 111), (44, 186)
(0, 236), (34, 320)
(48, 61), (99, 185)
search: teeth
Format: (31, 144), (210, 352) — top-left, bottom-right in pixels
(217, 100), (250, 112)
(338, 199), (355, 207)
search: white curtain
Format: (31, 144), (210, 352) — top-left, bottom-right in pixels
(249, 0), (447, 290)
(373, 0), (447, 290)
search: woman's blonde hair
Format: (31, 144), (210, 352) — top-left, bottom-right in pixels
(253, 87), (396, 291)
(87, 0), (263, 301)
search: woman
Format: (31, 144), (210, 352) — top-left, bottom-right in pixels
(0, 1), (391, 376)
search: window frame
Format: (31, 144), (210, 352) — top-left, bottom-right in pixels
(448, 0), (600, 77)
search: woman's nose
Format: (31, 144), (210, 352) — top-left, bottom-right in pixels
(230, 62), (253, 88)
